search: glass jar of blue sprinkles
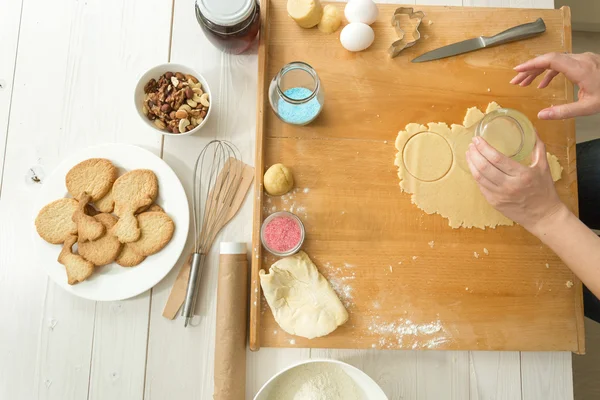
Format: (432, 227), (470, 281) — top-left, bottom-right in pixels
(268, 62), (324, 126)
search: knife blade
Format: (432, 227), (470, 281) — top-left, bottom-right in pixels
(412, 18), (546, 63)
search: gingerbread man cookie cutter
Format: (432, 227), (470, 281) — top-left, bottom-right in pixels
(388, 7), (426, 58)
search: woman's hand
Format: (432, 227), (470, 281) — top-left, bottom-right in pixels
(510, 52), (600, 120)
(465, 135), (566, 233)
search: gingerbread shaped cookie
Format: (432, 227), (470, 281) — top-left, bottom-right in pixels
(111, 170), (158, 243)
(72, 193), (105, 242)
(58, 235), (94, 285)
(78, 213), (122, 266)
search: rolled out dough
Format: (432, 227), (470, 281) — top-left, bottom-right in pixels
(259, 251), (349, 339)
(394, 102), (563, 229)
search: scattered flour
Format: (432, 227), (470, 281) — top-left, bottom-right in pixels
(367, 317), (446, 349)
(473, 252), (479, 259)
(483, 248), (489, 255)
(566, 280), (574, 288)
(428, 241), (435, 249)
(303, 188), (310, 193)
(545, 263), (550, 269)
(267, 363), (360, 400)
(412, 256), (418, 261)
(325, 262), (356, 309)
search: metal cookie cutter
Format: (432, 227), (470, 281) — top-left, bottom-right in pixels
(388, 7), (425, 58)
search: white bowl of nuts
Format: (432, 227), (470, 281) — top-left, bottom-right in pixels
(135, 63), (212, 136)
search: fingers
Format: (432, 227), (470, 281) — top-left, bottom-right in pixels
(537, 99), (598, 120)
(514, 53), (583, 83)
(466, 143), (507, 186)
(510, 69), (544, 85)
(537, 70), (560, 89)
(530, 135), (548, 169)
(465, 151), (497, 192)
(472, 136), (522, 175)
(519, 74), (538, 87)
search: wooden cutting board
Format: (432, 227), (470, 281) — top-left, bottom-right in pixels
(250, 1), (584, 353)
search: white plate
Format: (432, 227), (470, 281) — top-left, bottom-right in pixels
(254, 359), (388, 400)
(32, 143), (189, 301)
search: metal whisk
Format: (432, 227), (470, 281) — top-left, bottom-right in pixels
(182, 140), (244, 327)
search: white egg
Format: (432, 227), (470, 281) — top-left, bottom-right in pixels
(340, 22), (375, 52)
(344, 0), (379, 26)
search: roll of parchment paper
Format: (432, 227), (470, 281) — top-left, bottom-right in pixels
(214, 242), (248, 400)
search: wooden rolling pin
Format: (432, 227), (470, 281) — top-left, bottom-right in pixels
(214, 242), (248, 400)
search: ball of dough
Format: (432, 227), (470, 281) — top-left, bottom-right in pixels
(264, 164), (294, 196)
(287, 0), (323, 29)
(318, 5), (342, 34)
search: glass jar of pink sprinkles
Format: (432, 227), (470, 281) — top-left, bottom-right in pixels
(260, 211), (305, 257)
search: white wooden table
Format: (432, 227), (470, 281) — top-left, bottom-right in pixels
(0, 0), (575, 399)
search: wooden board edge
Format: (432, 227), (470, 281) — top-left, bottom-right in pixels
(250, 0), (270, 352)
(561, 5), (585, 355)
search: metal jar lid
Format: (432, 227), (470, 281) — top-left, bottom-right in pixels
(196, 0), (255, 27)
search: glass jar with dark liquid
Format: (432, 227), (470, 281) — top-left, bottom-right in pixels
(195, 0), (261, 55)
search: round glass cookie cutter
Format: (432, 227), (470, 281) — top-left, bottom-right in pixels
(474, 108), (537, 162)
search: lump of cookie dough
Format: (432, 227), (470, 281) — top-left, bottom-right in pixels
(35, 198), (79, 244)
(66, 158), (117, 201)
(259, 251), (348, 339)
(78, 213), (122, 266)
(264, 163), (294, 196)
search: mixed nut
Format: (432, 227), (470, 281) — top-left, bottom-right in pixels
(142, 71), (210, 134)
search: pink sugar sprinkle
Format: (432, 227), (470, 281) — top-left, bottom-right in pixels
(264, 217), (301, 252)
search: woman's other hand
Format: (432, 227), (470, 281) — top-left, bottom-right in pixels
(510, 52), (600, 120)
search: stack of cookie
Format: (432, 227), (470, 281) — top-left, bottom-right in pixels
(35, 158), (175, 285)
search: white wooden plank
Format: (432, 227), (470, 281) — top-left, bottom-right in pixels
(0, 0), (167, 398)
(143, 2), (313, 400)
(0, 0), (22, 192)
(470, 352), (521, 400)
(506, 0), (554, 8)
(141, 2), (307, 400)
(417, 351), (470, 399)
(79, 0), (172, 398)
(34, 289), (96, 400)
(463, 0), (554, 7)
(87, 294), (152, 400)
(311, 349), (418, 399)
(463, 0), (512, 6)
(420, 0), (463, 5)
(521, 352), (574, 400)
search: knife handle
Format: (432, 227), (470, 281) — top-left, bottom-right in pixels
(484, 18), (546, 48)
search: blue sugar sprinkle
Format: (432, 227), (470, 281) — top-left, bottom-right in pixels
(277, 87), (322, 125)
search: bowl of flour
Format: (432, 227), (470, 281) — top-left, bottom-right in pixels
(254, 359), (387, 400)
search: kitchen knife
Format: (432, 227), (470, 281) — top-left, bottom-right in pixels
(412, 18), (546, 63)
